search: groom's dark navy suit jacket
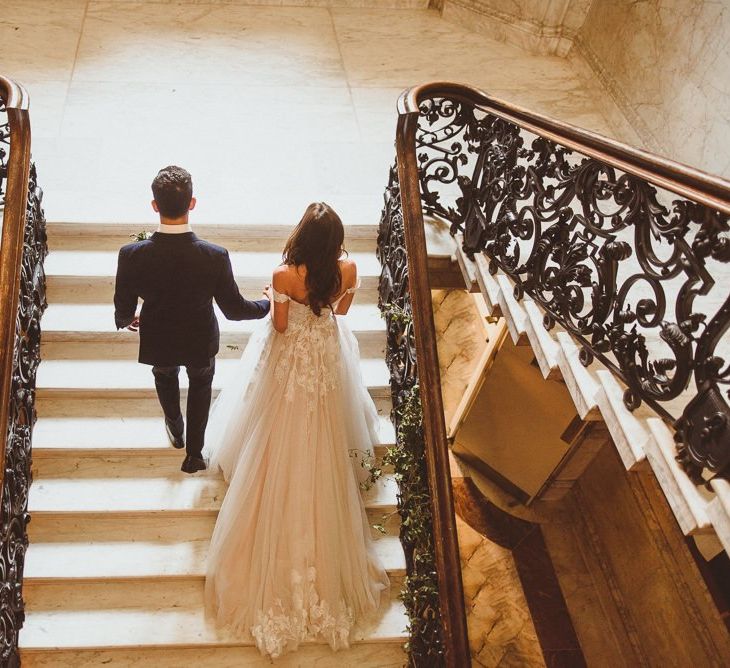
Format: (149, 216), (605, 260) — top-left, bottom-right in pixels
(114, 231), (270, 368)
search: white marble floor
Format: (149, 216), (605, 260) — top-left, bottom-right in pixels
(1, 0), (635, 227)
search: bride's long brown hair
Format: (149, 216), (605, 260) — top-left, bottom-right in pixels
(282, 202), (346, 316)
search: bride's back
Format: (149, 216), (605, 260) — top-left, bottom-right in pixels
(275, 260), (357, 309)
(271, 203), (358, 326)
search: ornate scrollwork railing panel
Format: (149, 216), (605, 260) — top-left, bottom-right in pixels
(377, 163), (418, 408)
(0, 82), (48, 665)
(411, 94), (730, 483)
(0, 103), (8, 202)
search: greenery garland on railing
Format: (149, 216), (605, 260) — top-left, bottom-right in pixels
(389, 384), (443, 664)
(380, 303), (444, 666)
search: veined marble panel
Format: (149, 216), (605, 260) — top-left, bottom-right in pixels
(59, 82), (360, 142)
(333, 8), (585, 88)
(349, 86), (403, 141)
(332, 7), (636, 147)
(32, 133), (394, 225)
(457, 516), (545, 667)
(97, 0), (428, 6)
(441, 0), (591, 56)
(74, 2), (347, 86)
(574, 0), (730, 176)
(432, 290), (487, 424)
(21, 80), (70, 139)
(0, 1), (87, 82)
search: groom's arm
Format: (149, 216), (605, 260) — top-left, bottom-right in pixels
(214, 249), (270, 321)
(114, 247), (139, 329)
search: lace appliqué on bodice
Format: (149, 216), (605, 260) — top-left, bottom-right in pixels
(251, 567), (354, 659)
(271, 286), (358, 404)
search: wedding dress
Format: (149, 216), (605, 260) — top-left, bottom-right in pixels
(203, 284), (390, 659)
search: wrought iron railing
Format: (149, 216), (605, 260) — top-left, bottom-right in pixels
(0, 75), (47, 664)
(377, 81), (729, 664)
(377, 116), (470, 664)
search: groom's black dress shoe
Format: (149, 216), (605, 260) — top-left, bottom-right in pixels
(165, 419), (185, 450)
(181, 455), (207, 474)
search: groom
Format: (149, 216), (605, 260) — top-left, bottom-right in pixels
(114, 166), (270, 474)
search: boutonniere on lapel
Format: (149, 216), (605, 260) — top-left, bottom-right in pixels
(130, 230), (151, 242)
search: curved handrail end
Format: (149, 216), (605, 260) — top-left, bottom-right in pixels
(398, 81), (489, 115)
(0, 75), (30, 111)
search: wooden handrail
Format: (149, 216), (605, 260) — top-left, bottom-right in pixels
(0, 75), (32, 503)
(394, 107), (471, 666)
(399, 82), (730, 214)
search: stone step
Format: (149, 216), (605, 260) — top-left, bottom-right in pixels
(35, 391), (390, 418)
(29, 511), (217, 544)
(46, 222), (379, 252)
(35, 357), (391, 401)
(28, 470), (399, 515)
(19, 580), (407, 653)
(24, 578), (404, 615)
(27, 503), (401, 546)
(24, 533), (405, 586)
(45, 249), (381, 303)
(40, 302), (386, 359)
(33, 414), (394, 450)
(31, 448), (393, 480)
(34, 392), (393, 418)
(709, 479), (730, 554)
(20, 643), (408, 667)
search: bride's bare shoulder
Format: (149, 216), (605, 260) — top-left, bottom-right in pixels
(339, 258), (357, 285)
(272, 264), (294, 290)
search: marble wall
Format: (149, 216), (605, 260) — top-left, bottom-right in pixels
(440, 0), (730, 176)
(573, 0), (730, 176)
(457, 515), (546, 667)
(441, 0), (591, 56)
(431, 289), (487, 422)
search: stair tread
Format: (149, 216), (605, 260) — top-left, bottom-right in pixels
(33, 415), (395, 451)
(19, 597), (408, 649)
(36, 357), (389, 391)
(19, 644), (407, 666)
(29, 472), (398, 513)
(25, 533), (404, 580)
(45, 250), (381, 278)
(42, 302), (385, 335)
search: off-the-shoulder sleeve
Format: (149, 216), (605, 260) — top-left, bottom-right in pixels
(272, 286), (291, 303)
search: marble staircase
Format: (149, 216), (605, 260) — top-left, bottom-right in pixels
(20, 222), (408, 667)
(433, 233), (730, 559)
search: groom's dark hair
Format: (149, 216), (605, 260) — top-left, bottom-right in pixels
(152, 165), (193, 218)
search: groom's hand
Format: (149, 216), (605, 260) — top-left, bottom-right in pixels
(263, 284), (272, 302)
(127, 317), (140, 332)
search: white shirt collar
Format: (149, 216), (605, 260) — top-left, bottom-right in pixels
(157, 223), (192, 234)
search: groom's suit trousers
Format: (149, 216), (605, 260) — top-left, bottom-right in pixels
(152, 359), (215, 457)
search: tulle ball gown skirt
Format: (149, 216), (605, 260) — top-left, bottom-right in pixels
(204, 307), (389, 659)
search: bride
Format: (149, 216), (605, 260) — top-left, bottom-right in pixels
(203, 202), (390, 659)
